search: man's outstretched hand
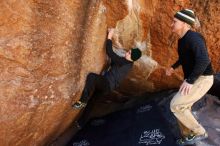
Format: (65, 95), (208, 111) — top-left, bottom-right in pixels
(108, 28), (115, 40)
(165, 67), (174, 76)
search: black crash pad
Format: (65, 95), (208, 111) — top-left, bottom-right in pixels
(68, 101), (178, 146)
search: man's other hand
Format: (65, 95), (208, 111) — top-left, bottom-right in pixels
(179, 80), (193, 95)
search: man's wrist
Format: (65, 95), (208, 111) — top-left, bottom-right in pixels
(185, 78), (194, 84)
(108, 34), (113, 39)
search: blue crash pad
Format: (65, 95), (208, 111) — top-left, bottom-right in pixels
(68, 101), (178, 146)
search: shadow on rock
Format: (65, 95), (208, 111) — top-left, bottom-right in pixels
(208, 73), (220, 99)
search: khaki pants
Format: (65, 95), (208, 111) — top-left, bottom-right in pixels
(170, 75), (213, 135)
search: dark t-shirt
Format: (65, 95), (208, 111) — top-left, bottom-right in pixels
(105, 39), (133, 89)
(172, 30), (213, 84)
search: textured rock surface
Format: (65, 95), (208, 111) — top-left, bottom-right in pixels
(0, 0), (220, 145)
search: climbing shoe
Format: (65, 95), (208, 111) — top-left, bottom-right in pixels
(176, 132), (208, 145)
(72, 101), (87, 109)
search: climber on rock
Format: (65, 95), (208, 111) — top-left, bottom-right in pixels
(165, 9), (214, 145)
(72, 28), (142, 109)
